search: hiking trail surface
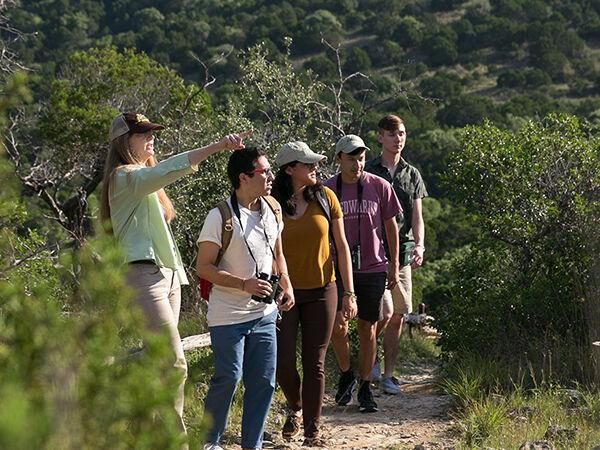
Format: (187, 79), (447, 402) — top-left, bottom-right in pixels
(268, 359), (456, 450)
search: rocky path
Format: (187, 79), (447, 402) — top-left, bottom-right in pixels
(269, 361), (456, 450)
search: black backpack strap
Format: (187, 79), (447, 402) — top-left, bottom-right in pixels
(314, 189), (331, 223)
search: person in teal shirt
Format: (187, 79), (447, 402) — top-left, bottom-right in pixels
(100, 111), (247, 445)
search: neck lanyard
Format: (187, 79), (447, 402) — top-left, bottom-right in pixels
(336, 174), (363, 248)
(230, 192), (276, 276)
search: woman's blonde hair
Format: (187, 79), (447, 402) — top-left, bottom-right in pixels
(100, 133), (175, 233)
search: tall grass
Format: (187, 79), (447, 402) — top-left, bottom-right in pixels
(443, 355), (600, 449)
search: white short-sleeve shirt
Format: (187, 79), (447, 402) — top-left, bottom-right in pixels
(198, 198), (281, 327)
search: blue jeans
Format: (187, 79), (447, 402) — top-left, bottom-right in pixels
(204, 311), (277, 449)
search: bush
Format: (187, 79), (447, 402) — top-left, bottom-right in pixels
(497, 69), (525, 88)
(0, 234), (191, 449)
(438, 114), (600, 385)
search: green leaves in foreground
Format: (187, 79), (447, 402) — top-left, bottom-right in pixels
(0, 235), (186, 450)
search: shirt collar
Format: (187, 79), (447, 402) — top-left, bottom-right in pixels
(373, 154), (408, 171)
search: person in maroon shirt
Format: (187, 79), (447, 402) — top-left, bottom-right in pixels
(325, 134), (401, 413)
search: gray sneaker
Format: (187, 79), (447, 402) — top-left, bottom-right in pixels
(203, 444), (224, 450)
(380, 376), (401, 395)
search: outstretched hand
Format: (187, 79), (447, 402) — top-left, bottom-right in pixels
(219, 130), (252, 150)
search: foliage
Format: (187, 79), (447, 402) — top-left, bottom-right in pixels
(1, 74), (193, 448)
(0, 234), (192, 449)
(446, 375), (600, 449)
(437, 113), (600, 384)
(6, 47), (211, 246)
(449, 114), (598, 260)
(7, 0), (598, 114)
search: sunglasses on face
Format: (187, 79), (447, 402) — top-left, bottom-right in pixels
(247, 167), (274, 177)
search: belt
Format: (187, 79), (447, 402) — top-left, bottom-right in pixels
(129, 260), (156, 265)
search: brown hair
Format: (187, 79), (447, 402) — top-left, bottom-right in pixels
(100, 134), (175, 233)
(378, 114), (404, 132)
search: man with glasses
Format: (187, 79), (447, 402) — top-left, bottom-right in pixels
(196, 147), (295, 450)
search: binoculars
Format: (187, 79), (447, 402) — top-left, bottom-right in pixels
(251, 272), (281, 304)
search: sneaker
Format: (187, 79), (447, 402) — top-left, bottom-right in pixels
(380, 376), (401, 395)
(335, 371), (357, 406)
(282, 411), (302, 440)
(357, 380), (378, 413)
(203, 444), (224, 450)
(370, 359), (381, 382)
(302, 437), (327, 447)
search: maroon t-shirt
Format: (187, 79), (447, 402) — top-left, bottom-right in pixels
(325, 172), (401, 273)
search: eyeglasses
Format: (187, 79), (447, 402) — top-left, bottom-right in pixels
(248, 167), (273, 177)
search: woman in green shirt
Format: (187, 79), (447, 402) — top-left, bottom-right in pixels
(100, 111), (246, 441)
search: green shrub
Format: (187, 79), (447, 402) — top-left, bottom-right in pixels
(439, 113), (600, 385)
(0, 232), (191, 449)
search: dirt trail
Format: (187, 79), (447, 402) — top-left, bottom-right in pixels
(269, 362), (456, 450)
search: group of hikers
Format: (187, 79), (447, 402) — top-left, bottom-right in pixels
(100, 112), (427, 450)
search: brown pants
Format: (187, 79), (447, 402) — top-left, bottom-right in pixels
(127, 263), (188, 437)
(276, 282), (337, 439)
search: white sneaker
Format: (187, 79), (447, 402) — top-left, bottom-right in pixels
(380, 376), (401, 395)
(371, 360), (382, 382)
(203, 444), (224, 450)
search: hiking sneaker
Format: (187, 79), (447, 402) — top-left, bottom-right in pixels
(390, 375), (401, 386)
(357, 380), (378, 413)
(335, 370), (357, 406)
(203, 444), (224, 450)
(302, 436), (328, 447)
(370, 359), (381, 382)
(380, 376), (401, 395)
(282, 411), (302, 440)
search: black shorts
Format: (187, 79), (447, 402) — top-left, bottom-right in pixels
(337, 272), (387, 323)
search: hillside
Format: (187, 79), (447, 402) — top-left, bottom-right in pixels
(7, 0), (599, 199)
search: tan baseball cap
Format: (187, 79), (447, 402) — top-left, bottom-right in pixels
(275, 141), (327, 166)
(109, 112), (165, 142)
(335, 134), (370, 156)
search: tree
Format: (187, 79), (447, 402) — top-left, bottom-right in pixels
(0, 7), (194, 447)
(436, 95), (498, 127)
(393, 16), (425, 48)
(421, 33), (458, 67)
(419, 71), (463, 100)
(438, 114), (600, 383)
(5, 47), (211, 247)
(297, 9), (343, 53)
(343, 46), (372, 73)
(497, 69), (525, 88)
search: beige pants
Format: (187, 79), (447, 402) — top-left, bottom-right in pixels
(127, 263), (188, 436)
(382, 264), (413, 315)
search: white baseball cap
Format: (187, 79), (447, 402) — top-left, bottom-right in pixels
(335, 134), (370, 156)
(275, 141), (327, 166)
